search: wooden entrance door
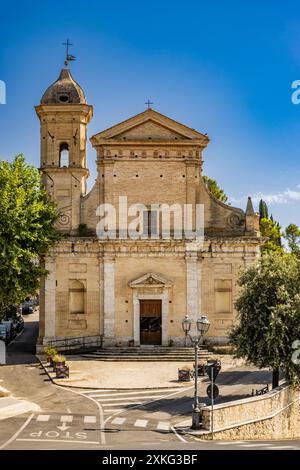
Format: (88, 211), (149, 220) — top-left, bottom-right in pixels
(139, 300), (162, 345)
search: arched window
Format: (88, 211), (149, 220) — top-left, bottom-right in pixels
(69, 280), (85, 314)
(59, 143), (69, 167)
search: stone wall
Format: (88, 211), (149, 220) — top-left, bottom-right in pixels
(201, 384), (300, 440)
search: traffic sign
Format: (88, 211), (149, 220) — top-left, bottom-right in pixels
(205, 364), (221, 381)
(207, 383), (219, 400)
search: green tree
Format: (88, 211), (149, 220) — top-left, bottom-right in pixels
(230, 252), (300, 388)
(260, 217), (283, 254)
(284, 223), (300, 257)
(203, 176), (228, 203)
(259, 199), (269, 221)
(0, 155), (59, 320)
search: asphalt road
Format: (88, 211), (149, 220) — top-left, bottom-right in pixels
(1, 312), (299, 451)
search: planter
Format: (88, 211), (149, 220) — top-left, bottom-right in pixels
(47, 356), (54, 365)
(178, 369), (192, 382)
(56, 364), (69, 379)
(53, 360), (65, 372)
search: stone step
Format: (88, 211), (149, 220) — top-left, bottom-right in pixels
(81, 352), (210, 361)
(89, 348), (208, 353)
(81, 356), (209, 362)
(81, 346), (210, 361)
(102, 347), (197, 350)
(84, 353), (207, 357)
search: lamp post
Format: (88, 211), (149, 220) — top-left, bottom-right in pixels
(182, 314), (191, 347)
(182, 314), (210, 430)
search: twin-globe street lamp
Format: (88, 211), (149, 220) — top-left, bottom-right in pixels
(182, 314), (211, 430)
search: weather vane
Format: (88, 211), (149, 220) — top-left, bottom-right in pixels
(62, 39), (76, 67)
(145, 99), (153, 109)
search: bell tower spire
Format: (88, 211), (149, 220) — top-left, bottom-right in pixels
(35, 63), (93, 234)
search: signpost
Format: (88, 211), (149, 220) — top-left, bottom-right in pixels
(206, 383), (219, 400)
(205, 360), (221, 439)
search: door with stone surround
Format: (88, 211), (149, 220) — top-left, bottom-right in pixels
(139, 299), (162, 345)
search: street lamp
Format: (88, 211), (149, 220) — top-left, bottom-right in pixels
(182, 314), (191, 347)
(181, 314), (211, 430)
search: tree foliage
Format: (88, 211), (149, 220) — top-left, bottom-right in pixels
(260, 217), (283, 254)
(230, 252), (300, 387)
(284, 223), (300, 257)
(259, 199), (269, 220)
(203, 176), (228, 203)
(0, 155), (60, 320)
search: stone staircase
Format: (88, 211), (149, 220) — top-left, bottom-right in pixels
(81, 346), (210, 362)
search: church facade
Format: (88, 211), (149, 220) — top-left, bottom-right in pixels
(35, 67), (261, 351)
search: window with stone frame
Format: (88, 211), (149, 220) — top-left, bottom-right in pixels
(214, 279), (232, 314)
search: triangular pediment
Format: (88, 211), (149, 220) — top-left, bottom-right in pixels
(128, 272), (173, 288)
(91, 108), (209, 145)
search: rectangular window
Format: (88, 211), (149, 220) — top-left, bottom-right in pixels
(214, 279), (232, 314)
(143, 210), (158, 237)
(69, 280), (86, 314)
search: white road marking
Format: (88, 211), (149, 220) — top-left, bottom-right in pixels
(217, 441), (244, 445)
(36, 415), (50, 422)
(0, 414), (34, 450)
(134, 419), (148, 428)
(157, 422), (170, 431)
(88, 389), (180, 398)
(60, 415), (73, 423)
(170, 425), (187, 443)
(97, 395), (165, 402)
(84, 390), (116, 394)
(111, 417), (126, 425)
(84, 416), (97, 424)
(55, 385), (106, 445)
(103, 409), (124, 413)
(102, 402), (143, 407)
(266, 446), (297, 450)
(240, 443), (271, 448)
(16, 438), (100, 445)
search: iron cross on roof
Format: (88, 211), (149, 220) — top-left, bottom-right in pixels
(145, 99), (154, 109)
(62, 39), (76, 67)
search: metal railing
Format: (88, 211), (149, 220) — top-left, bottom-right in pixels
(47, 335), (103, 354)
(252, 384), (269, 396)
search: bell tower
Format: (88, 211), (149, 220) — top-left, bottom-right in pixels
(35, 67), (93, 233)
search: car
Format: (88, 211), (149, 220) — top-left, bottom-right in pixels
(16, 315), (24, 333)
(7, 314), (24, 333)
(21, 305), (34, 315)
(1, 321), (17, 341)
(21, 298), (36, 315)
(4, 307), (25, 334)
(0, 324), (10, 344)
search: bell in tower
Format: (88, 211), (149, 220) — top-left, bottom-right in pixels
(35, 62), (93, 234)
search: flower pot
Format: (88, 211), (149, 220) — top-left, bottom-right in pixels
(178, 369), (192, 382)
(56, 364), (69, 379)
(53, 360), (65, 372)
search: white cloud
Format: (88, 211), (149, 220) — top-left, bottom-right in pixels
(230, 186), (300, 206)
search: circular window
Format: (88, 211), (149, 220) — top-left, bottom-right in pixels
(59, 95), (69, 103)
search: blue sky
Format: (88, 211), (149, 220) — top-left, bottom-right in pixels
(1, 0), (300, 228)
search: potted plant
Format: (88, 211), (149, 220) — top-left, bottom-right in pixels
(43, 346), (58, 366)
(52, 354), (66, 372)
(178, 364), (192, 382)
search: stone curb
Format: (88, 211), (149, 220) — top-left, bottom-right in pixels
(37, 356), (193, 391)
